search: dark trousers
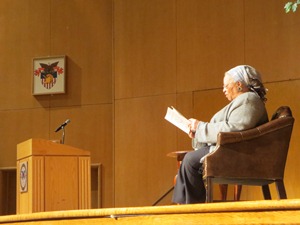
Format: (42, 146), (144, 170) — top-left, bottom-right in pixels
(172, 146), (210, 204)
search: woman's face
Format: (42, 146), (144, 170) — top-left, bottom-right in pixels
(223, 75), (240, 101)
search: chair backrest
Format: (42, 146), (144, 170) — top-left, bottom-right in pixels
(271, 105), (293, 120)
(204, 106), (294, 180)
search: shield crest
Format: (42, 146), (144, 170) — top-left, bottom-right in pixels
(34, 61), (64, 90)
(39, 62), (58, 89)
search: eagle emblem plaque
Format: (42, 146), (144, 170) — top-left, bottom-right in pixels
(32, 56), (66, 95)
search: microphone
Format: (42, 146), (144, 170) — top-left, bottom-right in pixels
(55, 119), (71, 132)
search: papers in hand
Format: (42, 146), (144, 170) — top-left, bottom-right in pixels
(164, 106), (191, 134)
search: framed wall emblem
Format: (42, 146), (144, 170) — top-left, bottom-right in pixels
(32, 56), (66, 95)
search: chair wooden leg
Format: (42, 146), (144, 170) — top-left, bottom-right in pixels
(262, 185), (272, 200)
(275, 180), (287, 199)
(234, 185), (242, 201)
(219, 184), (228, 201)
(206, 178), (213, 203)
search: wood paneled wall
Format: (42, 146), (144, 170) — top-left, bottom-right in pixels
(0, 0), (299, 210)
(113, 0), (300, 207)
(0, 0), (113, 208)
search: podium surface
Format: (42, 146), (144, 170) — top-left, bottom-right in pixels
(17, 139), (91, 214)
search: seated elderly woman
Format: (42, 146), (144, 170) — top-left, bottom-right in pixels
(172, 65), (269, 204)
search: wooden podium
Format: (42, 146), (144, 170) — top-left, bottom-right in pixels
(16, 139), (91, 214)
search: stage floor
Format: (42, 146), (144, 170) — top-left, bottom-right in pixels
(0, 199), (300, 224)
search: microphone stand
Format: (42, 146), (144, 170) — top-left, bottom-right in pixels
(152, 186), (174, 206)
(61, 126), (66, 144)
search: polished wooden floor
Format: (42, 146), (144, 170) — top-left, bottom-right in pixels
(0, 199), (300, 224)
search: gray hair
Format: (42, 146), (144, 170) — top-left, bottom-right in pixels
(225, 65), (267, 102)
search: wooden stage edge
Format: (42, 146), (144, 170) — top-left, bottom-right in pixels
(1, 199), (300, 225)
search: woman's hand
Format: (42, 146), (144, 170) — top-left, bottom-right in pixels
(188, 118), (199, 138)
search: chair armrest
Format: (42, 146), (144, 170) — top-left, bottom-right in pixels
(217, 117), (294, 145)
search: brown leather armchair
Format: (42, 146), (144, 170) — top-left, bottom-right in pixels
(203, 106), (294, 203)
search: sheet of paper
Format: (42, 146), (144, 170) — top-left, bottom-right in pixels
(164, 106), (191, 134)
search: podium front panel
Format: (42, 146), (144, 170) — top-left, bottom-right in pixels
(45, 156), (79, 211)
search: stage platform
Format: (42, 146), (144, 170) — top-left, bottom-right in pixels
(0, 199), (300, 224)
